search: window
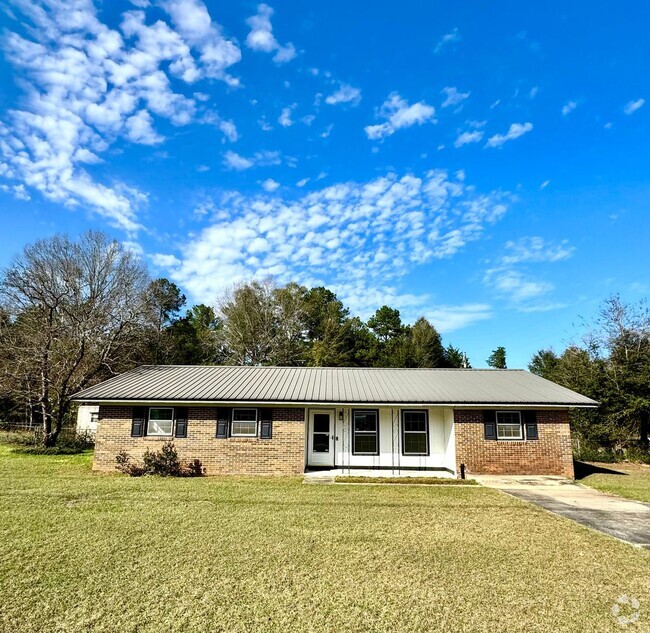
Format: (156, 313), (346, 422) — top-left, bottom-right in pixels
(353, 410), (379, 455)
(231, 408), (258, 437)
(496, 411), (523, 440)
(89, 412), (99, 426)
(147, 408), (174, 436)
(402, 410), (429, 455)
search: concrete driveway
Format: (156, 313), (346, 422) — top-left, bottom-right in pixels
(476, 475), (650, 549)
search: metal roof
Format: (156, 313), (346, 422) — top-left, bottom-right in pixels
(72, 365), (597, 407)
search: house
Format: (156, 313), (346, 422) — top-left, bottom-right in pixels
(72, 365), (597, 478)
(76, 404), (99, 436)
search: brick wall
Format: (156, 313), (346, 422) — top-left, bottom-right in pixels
(454, 409), (574, 478)
(94, 405), (306, 476)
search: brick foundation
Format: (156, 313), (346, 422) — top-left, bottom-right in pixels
(94, 405), (306, 476)
(454, 409), (574, 478)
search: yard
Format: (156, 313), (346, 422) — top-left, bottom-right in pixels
(578, 461), (650, 503)
(0, 447), (648, 633)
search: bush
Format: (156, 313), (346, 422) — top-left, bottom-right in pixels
(0, 428), (94, 452)
(574, 443), (650, 465)
(115, 443), (205, 477)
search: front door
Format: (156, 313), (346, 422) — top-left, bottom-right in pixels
(308, 409), (335, 467)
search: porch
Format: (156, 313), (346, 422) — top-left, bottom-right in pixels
(304, 405), (457, 475)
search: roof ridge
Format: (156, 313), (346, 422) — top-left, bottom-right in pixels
(138, 365), (526, 371)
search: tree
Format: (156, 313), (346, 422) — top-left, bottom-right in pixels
(303, 287), (347, 366)
(145, 278), (186, 363)
(270, 282), (308, 365)
(445, 345), (471, 368)
(410, 318), (446, 367)
(587, 296), (650, 449)
(367, 306), (403, 342)
(0, 232), (150, 446)
(168, 304), (225, 364)
(487, 346), (507, 369)
(528, 349), (559, 380)
(218, 280), (308, 366)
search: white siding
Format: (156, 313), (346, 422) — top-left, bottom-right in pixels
(76, 405), (99, 435)
(332, 406), (455, 473)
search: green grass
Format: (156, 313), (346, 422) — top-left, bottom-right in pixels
(578, 462), (650, 503)
(0, 446), (648, 633)
(335, 475), (477, 485)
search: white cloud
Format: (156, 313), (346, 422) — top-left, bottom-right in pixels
(454, 130), (484, 148)
(435, 28), (460, 53)
(0, 183), (31, 201)
(261, 178), (280, 192)
(0, 0), (241, 232)
(218, 119), (238, 142)
(441, 87), (470, 108)
(325, 84), (362, 106)
(540, 179), (550, 190)
(278, 105), (295, 127)
(296, 178), (309, 187)
(483, 237), (574, 308)
(484, 268), (553, 302)
(485, 122), (533, 148)
(624, 98), (645, 115)
(562, 101), (577, 116)
(365, 92), (436, 140)
(223, 149), (281, 171)
(424, 304), (492, 333)
(500, 237), (574, 265)
(153, 169), (511, 319)
(223, 151), (253, 170)
(245, 4), (296, 64)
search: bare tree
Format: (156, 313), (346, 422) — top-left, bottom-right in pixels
(0, 232), (151, 445)
(218, 280), (307, 365)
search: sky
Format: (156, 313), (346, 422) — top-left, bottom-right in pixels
(0, 0), (649, 369)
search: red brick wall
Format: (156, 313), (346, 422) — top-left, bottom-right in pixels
(94, 405), (306, 476)
(454, 409), (574, 478)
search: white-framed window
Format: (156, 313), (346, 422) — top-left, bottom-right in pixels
(496, 411), (523, 440)
(147, 407), (174, 436)
(231, 408), (258, 437)
(352, 410), (379, 455)
(402, 410), (429, 455)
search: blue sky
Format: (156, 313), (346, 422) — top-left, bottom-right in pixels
(1, 0), (649, 368)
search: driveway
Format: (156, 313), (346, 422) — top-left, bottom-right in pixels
(476, 475), (650, 549)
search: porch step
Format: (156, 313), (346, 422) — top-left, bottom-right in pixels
(303, 475), (336, 485)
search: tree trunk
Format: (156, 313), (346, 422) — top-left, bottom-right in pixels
(639, 411), (649, 451)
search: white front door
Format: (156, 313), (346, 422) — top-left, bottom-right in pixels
(308, 409), (335, 467)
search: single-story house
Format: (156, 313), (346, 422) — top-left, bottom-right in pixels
(76, 404), (99, 435)
(72, 365), (597, 478)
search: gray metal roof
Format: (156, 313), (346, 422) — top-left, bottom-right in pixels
(72, 365), (597, 406)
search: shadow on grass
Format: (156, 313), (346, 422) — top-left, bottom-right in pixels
(574, 460), (628, 480)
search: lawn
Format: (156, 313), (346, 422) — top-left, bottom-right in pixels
(0, 447), (648, 633)
(577, 461), (650, 503)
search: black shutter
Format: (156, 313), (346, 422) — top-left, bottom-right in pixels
(216, 407), (231, 439)
(483, 410), (497, 440)
(259, 408), (273, 439)
(131, 406), (146, 437)
(524, 410), (538, 440)
(175, 407), (188, 438)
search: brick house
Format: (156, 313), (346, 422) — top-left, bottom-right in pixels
(73, 365), (596, 478)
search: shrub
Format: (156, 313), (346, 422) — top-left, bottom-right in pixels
(115, 451), (146, 477)
(142, 442), (183, 476)
(115, 443), (205, 477)
(0, 428), (94, 453)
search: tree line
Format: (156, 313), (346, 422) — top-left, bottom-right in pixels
(1, 231), (647, 457)
(0, 232), (473, 445)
